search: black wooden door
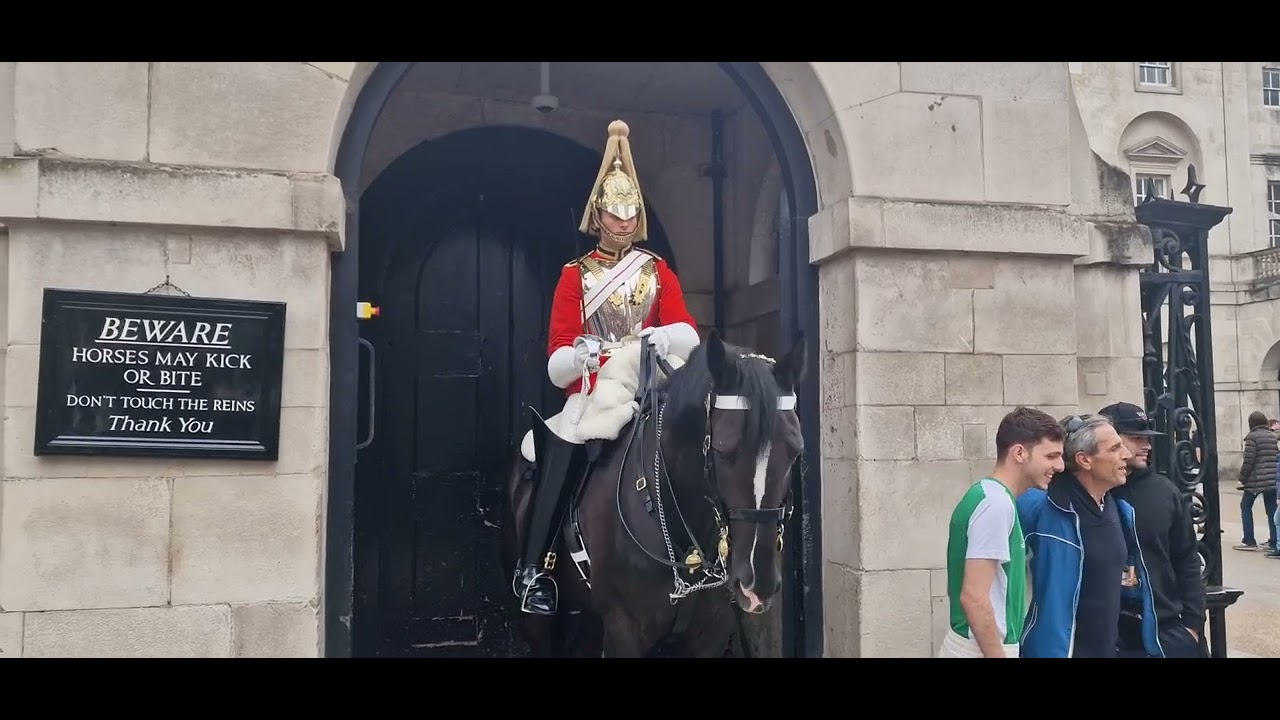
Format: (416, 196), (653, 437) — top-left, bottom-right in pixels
(352, 129), (600, 657)
(359, 193), (540, 657)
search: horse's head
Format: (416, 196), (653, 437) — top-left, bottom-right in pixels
(697, 330), (806, 614)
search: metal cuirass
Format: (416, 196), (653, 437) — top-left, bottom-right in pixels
(578, 254), (658, 343)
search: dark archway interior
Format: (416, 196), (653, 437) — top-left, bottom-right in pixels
(358, 125), (676, 294)
(350, 126), (678, 657)
(329, 62), (823, 660)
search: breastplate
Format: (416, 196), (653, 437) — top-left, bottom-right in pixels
(579, 254), (658, 343)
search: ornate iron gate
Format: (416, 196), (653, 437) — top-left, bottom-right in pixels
(1135, 167), (1240, 658)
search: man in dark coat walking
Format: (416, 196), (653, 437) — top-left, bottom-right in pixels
(1236, 410), (1277, 552)
(1100, 402), (1207, 658)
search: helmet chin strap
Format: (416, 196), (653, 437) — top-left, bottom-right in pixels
(596, 225), (638, 258)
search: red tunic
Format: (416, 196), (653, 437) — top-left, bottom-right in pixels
(547, 247), (697, 395)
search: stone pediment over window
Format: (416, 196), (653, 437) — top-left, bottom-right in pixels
(1124, 136), (1189, 165)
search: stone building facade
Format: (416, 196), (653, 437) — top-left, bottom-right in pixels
(0, 62), (1152, 658)
(1069, 62), (1280, 477)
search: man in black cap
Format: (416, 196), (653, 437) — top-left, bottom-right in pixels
(1100, 401), (1207, 658)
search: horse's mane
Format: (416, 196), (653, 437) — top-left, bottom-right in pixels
(661, 340), (780, 462)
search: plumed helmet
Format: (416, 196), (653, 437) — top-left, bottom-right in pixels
(579, 119), (648, 242)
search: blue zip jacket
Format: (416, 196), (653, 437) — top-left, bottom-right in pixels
(1016, 474), (1165, 658)
(1274, 453), (1280, 496)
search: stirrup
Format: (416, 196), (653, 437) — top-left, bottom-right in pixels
(517, 571), (558, 615)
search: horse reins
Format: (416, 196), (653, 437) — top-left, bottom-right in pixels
(614, 351), (701, 573)
(614, 342), (797, 583)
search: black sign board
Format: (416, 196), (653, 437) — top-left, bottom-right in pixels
(34, 288), (286, 460)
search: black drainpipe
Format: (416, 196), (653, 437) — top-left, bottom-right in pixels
(709, 110), (726, 335)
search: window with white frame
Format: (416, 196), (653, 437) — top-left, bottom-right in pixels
(1265, 67), (1280, 108)
(1270, 181), (1280, 247)
(1125, 134), (1187, 205)
(1135, 173), (1171, 204)
(1138, 62), (1173, 87)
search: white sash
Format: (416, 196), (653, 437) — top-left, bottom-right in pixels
(582, 250), (650, 321)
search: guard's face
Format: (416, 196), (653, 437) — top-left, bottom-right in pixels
(598, 210), (638, 237)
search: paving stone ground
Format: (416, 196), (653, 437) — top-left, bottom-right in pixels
(1218, 487), (1278, 658)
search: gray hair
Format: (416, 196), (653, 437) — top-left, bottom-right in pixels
(1062, 414), (1113, 472)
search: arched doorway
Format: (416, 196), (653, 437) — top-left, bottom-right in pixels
(351, 126), (677, 657)
(327, 62), (823, 658)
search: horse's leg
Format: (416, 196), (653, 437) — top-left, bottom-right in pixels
(577, 613), (605, 658)
(677, 621), (736, 658)
(519, 614), (556, 658)
(519, 591), (584, 658)
(600, 609), (649, 658)
(503, 450), (535, 589)
(673, 598), (738, 658)
(554, 611), (580, 658)
(556, 611), (604, 658)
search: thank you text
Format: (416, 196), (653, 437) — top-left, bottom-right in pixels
(35, 289), (286, 459)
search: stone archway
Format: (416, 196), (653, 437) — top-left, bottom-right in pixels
(323, 61), (843, 658)
(326, 62), (852, 209)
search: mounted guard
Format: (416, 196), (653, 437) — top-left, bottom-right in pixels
(512, 119), (701, 615)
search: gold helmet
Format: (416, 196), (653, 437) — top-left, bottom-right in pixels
(579, 119), (648, 242)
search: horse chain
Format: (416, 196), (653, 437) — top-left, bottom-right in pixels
(654, 403), (727, 602)
(652, 406), (678, 566)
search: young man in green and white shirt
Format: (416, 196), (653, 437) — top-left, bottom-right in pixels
(942, 406), (1065, 658)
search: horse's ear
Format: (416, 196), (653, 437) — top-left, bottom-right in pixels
(774, 331), (807, 390)
(706, 329), (728, 382)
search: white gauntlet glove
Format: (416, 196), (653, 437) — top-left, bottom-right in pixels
(638, 326), (670, 358)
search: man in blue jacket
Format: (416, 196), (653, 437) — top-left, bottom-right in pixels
(1017, 413), (1166, 658)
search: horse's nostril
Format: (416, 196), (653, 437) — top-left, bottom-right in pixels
(737, 581), (765, 613)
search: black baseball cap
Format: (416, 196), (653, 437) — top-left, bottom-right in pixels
(1098, 401), (1163, 437)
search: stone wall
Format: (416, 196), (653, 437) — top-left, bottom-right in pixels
(802, 62), (1146, 656)
(0, 61), (345, 657)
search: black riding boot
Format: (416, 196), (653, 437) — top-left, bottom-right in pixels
(513, 417), (588, 615)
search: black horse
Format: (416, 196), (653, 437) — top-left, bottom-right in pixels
(501, 329), (806, 657)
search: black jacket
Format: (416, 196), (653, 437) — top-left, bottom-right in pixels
(1111, 465), (1205, 632)
(1239, 426), (1278, 494)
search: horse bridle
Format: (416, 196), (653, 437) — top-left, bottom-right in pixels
(700, 391), (797, 570)
(615, 341), (798, 578)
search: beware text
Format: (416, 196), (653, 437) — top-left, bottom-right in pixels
(63, 315), (260, 436)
